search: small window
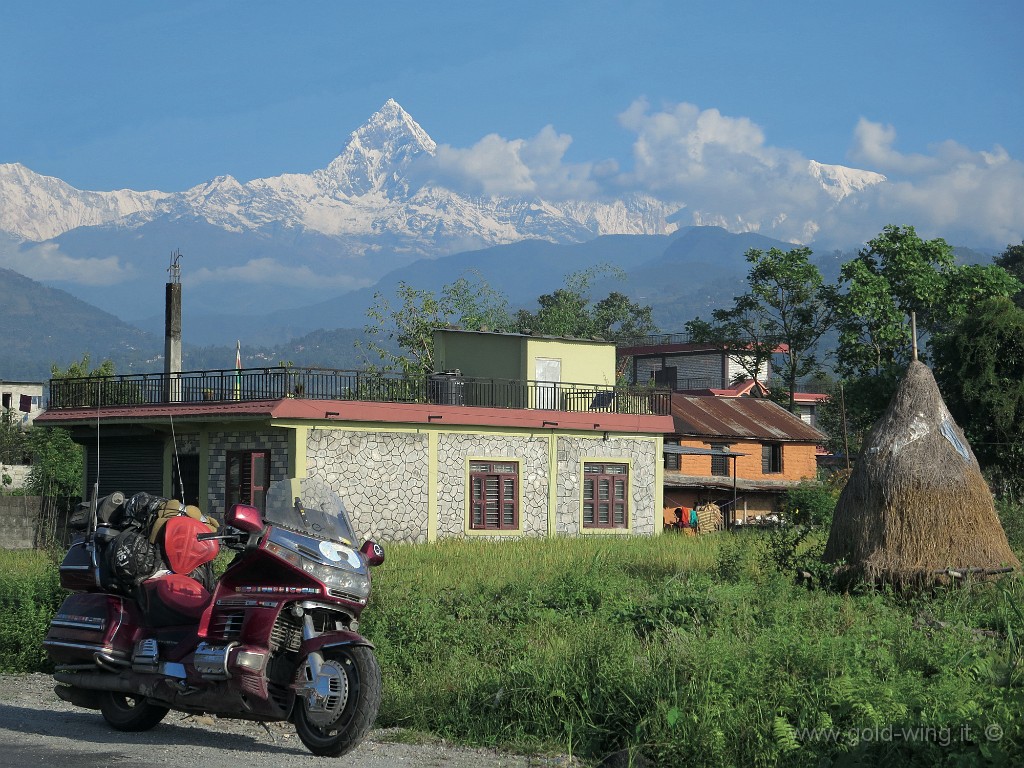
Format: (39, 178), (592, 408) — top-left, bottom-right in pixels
(469, 461), (519, 530)
(226, 450), (271, 513)
(762, 443), (783, 474)
(583, 462), (629, 529)
(1, 393), (10, 410)
(710, 444), (731, 477)
(665, 439), (680, 471)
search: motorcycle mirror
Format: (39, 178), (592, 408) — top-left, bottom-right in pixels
(360, 540), (385, 567)
(227, 503), (263, 533)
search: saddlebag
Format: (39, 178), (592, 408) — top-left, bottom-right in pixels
(59, 535), (100, 592)
(44, 592), (138, 667)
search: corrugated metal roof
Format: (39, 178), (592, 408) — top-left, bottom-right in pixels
(670, 394), (826, 443)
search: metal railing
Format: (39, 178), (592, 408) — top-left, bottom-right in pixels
(47, 367), (672, 416)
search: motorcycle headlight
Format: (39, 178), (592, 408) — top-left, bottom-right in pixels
(300, 558), (371, 601)
(265, 540), (371, 602)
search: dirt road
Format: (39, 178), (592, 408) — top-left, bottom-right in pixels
(0, 674), (566, 768)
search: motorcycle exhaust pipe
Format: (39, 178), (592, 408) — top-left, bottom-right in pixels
(53, 670), (157, 698)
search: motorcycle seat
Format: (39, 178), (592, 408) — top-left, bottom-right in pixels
(142, 572), (212, 627)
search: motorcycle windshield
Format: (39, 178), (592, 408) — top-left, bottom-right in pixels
(262, 478), (359, 546)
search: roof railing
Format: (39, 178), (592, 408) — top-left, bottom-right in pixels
(46, 367), (672, 416)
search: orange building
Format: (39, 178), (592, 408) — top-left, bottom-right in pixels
(662, 394), (825, 528)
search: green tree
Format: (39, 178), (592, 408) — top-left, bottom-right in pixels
(25, 355), (116, 500)
(514, 265), (657, 341)
(835, 225), (1020, 377)
(931, 296), (1024, 495)
(48, 353), (119, 407)
(695, 247), (836, 412)
(993, 241), (1024, 307)
(52, 353), (116, 379)
(360, 274), (513, 379)
(0, 408), (30, 493)
(25, 425), (82, 499)
(0, 408), (30, 468)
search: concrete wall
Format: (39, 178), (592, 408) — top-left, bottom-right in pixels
(433, 330), (617, 386)
(0, 496), (43, 549)
(1, 464), (31, 490)
(525, 337), (617, 388)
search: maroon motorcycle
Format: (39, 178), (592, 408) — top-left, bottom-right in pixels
(45, 477), (385, 757)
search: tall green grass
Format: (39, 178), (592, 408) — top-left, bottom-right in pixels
(0, 549), (66, 672)
(363, 533), (1024, 767)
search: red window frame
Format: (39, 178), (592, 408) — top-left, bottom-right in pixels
(469, 461), (519, 530)
(583, 462), (629, 529)
(226, 450), (270, 513)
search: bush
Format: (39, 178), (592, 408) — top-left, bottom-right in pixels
(779, 481), (838, 526)
(996, 497), (1024, 556)
(0, 550), (67, 672)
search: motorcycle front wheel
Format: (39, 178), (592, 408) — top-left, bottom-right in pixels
(293, 645), (382, 757)
(97, 691), (170, 731)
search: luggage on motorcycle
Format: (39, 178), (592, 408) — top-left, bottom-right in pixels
(69, 491), (126, 531)
(103, 528), (159, 594)
(116, 492), (166, 533)
(148, 499), (219, 543)
(141, 516), (219, 626)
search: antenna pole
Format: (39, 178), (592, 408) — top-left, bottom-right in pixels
(170, 413), (185, 502)
(911, 311), (919, 362)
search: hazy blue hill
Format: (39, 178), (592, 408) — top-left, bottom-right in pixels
(2, 227), (1004, 380)
(173, 234), (677, 345)
(36, 214), (410, 328)
(0, 267), (159, 380)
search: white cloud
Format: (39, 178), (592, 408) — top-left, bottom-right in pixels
(819, 119), (1024, 248)
(421, 126), (602, 200)
(614, 99), (835, 243)
(604, 102), (1024, 249)
(188, 257), (367, 291)
(0, 242), (137, 285)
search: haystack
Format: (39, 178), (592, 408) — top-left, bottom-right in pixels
(823, 361), (1019, 586)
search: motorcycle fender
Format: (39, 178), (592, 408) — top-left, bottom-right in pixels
(297, 630), (374, 658)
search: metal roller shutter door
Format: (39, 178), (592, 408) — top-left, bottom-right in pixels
(85, 438), (164, 498)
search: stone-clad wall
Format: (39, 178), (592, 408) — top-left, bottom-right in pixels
(555, 436), (659, 536)
(435, 433), (551, 538)
(277, 426), (661, 543)
(207, 429), (290, 516)
(306, 429), (429, 543)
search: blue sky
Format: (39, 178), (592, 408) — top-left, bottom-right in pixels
(2, 1), (1022, 247)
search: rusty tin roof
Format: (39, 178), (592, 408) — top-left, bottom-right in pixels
(670, 394), (826, 443)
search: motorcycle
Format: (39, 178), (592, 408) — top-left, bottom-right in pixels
(44, 477), (385, 757)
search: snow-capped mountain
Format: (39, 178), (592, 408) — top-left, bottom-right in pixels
(808, 160), (887, 202)
(0, 100), (681, 249)
(0, 162), (170, 241)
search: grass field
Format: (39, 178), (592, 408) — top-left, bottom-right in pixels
(2, 530), (1022, 766)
